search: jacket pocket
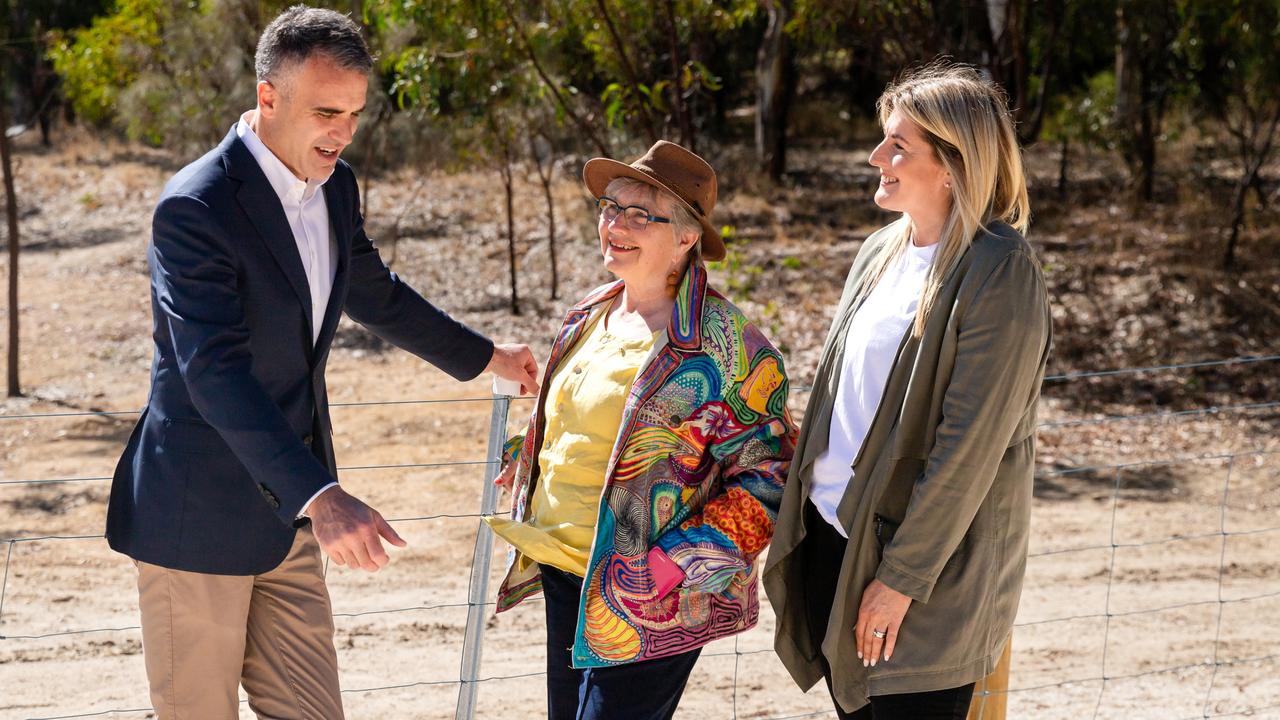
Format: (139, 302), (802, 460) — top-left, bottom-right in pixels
(873, 513), (900, 550)
(161, 417), (226, 455)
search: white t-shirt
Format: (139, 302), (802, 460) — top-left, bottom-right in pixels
(809, 239), (937, 537)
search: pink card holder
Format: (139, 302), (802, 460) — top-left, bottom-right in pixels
(647, 546), (685, 598)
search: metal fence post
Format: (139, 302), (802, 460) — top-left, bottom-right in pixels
(455, 381), (515, 720)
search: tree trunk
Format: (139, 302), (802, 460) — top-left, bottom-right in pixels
(1224, 110), (1280, 270)
(755, 0), (795, 182)
(529, 136), (559, 301)
(985, 0), (1009, 47)
(1249, 170), (1268, 211)
(1114, 0), (1167, 205)
(38, 104), (52, 147)
(1224, 176), (1248, 271)
(662, 0), (694, 149)
(1114, 2), (1139, 200)
(1017, 0), (1062, 144)
(1057, 134), (1069, 199)
(498, 140), (520, 315)
(1, 65), (21, 397)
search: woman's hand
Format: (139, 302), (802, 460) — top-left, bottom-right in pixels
(855, 578), (911, 667)
(493, 460), (517, 492)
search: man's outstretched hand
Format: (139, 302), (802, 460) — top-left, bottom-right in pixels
(485, 343), (540, 395)
(307, 485), (406, 571)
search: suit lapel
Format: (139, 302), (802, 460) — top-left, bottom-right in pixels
(225, 130), (314, 338)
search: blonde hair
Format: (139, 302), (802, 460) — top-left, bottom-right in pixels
(858, 62), (1031, 337)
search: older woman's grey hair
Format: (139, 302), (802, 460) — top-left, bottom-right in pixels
(604, 176), (704, 259)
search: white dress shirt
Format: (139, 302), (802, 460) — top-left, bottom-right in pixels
(236, 112), (339, 515)
(236, 113), (338, 343)
(809, 239), (937, 536)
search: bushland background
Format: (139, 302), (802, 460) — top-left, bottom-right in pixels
(0, 1), (1277, 719)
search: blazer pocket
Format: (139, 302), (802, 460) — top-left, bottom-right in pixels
(161, 417), (226, 455)
(873, 513), (900, 550)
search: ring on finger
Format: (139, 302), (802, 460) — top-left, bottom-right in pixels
(872, 629), (887, 639)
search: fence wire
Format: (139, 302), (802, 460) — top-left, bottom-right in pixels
(0, 355), (1276, 719)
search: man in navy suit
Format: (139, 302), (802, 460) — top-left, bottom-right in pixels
(106, 7), (539, 718)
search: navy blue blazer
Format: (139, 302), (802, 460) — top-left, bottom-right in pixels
(107, 127), (494, 575)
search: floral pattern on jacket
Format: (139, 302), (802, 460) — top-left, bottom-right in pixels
(495, 262), (797, 668)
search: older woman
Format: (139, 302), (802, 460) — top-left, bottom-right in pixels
(486, 140), (796, 720)
(764, 64), (1051, 719)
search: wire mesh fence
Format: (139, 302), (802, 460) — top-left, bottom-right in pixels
(0, 355), (1276, 719)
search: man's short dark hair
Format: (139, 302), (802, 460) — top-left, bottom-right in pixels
(254, 5), (372, 84)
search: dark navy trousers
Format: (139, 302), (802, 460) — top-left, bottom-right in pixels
(540, 564), (702, 720)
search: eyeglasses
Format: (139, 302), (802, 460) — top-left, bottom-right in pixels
(596, 196), (671, 231)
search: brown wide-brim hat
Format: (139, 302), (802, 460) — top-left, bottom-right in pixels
(583, 140), (724, 261)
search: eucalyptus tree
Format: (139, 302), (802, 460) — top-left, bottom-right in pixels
(1113, 0), (1180, 204)
(49, 0), (291, 153)
(370, 0), (545, 314)
(5, 0), (107, 145)
(1181, 0), (1280, 269)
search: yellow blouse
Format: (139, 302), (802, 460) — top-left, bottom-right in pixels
(486, 307), (657, 577)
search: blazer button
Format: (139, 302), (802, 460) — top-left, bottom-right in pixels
(303, 435), (314, 448)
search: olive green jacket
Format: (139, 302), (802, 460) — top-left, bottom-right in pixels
(762, 221), (1051, 712)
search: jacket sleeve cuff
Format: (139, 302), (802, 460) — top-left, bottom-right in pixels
(875, 556), (936, 604)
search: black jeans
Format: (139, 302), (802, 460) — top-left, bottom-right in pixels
(801, 502), (976, 720)
(837, 684), (976, 720)
(539, 564), (701, 720)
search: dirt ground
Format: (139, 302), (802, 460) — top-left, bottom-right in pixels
(0, 130), (1277, 719)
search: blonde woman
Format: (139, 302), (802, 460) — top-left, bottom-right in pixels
(764, 63), (1051, 719)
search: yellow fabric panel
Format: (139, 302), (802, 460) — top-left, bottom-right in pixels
(486, 308), (655, 577)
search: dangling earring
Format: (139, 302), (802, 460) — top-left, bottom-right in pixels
(665, 267), (681, 298)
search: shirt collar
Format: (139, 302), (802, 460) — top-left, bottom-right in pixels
(236, 110), (328, 204)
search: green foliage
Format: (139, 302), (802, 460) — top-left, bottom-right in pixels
(1045, 70), (1117, 149)
(48, 0), (343, 151)
(369, 0), (540, 168)
(47, 0), (167, 124)
(708, 235), (763, 302)
(1179, 0), (1280, 122)
(37, 0), (1280, 183)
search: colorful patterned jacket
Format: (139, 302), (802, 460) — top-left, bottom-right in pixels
(495, 261), (797, 668)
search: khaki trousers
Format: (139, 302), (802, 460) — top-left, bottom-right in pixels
(965, 634), (1012, 720)
(135, 527), (344, 720)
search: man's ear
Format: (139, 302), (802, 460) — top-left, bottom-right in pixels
(257, 80), (279, 118)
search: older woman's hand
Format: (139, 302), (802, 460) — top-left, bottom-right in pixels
(493, 460), (517, 492)
(855, 578), (911, 667)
